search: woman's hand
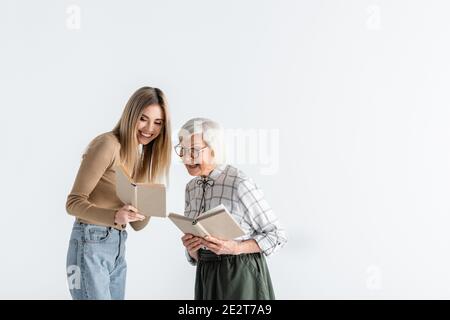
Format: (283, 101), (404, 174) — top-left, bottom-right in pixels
(202, 235), (240, 255)
(181, 234), (204, 261)
(115, 204), (145, 225)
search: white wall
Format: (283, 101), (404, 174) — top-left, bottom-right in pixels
(1, 0), (450, 299)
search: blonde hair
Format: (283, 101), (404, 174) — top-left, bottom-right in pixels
(113, 87), (171, 183)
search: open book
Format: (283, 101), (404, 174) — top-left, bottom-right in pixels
(114, 165), (166, 217)
(168, 204), (245, 240)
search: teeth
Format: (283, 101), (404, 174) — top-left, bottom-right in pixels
(140, 132), (152, 138)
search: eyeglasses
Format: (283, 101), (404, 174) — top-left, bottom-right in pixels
(174, 144), (208, 159)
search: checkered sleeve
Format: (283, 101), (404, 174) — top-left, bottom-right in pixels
(184, 184), (197, 266)
(237, 178), (287, 256)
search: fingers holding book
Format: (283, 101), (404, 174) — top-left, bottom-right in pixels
(181, 233), (240, 257)
(182, 234), (203, 250)
(202, 235), (240, 255)
(182, 234), (204, 261)
(115, 204), (146, 225)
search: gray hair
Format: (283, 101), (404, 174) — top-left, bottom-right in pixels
(178, 117), (226, 165)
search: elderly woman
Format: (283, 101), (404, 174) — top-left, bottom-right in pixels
(175, 118), (287, 300)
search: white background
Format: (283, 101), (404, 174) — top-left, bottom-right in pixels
(1, 0), (450, 299)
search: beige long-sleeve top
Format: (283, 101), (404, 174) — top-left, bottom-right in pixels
(66, 132), (150, 231)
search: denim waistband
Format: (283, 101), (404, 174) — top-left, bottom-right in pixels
(74, 220), (124, 232)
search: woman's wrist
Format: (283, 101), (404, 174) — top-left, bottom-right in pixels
(234, 239), (260, 255)
(234, 241), (242, 255)
(113, 210), (126, 228)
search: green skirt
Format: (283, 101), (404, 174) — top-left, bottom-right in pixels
(195, 249), (275, 300)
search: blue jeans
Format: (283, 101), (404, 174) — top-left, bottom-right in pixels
(66, 221), (127, 300)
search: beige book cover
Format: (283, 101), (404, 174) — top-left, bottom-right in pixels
(168, 204), (245, 240)
(115, 165), (166, 217)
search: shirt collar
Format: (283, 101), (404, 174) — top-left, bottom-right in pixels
(201, 164), (227, 181)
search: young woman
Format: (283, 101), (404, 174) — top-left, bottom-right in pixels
(65, 87), (171, 300)
(176, 118), (287, 300)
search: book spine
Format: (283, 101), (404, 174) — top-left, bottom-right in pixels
(193, 222), (209, 238)
(132, 184), (138, 209)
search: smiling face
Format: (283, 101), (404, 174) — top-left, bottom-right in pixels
(136, 104), (164, 145)
(180, 133), (216, 177)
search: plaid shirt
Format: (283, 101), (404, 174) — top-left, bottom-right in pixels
(184, 164), (287, 264)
